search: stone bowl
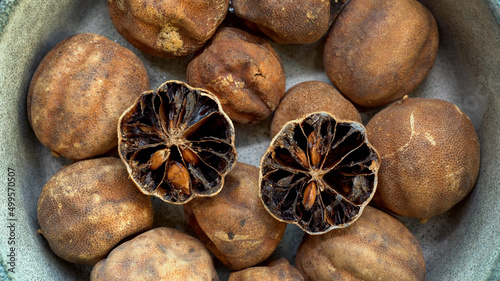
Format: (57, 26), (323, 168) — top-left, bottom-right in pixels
(0, 0), (498, 280)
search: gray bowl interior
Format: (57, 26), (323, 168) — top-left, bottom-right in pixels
(0, 0), (499, 280)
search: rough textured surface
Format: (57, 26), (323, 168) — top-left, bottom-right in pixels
(0, 0), (499, 280)
(229, 258), (304, 281)
(36, 157), (154, 265)
(108, 0), (229, 57)
(270, 80), (362, 138)
(295, 206), (426, 281)
(324, 0), (439, 108)
(90, 227), (219, 281)
(366, 97), (481, 219)
(27, 32), (149, 161)
(232, 0), (345, 44)
(184, 162), (286, 270)
(187, 27), (286, 124)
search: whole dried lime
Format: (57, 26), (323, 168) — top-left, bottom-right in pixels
(260, 112), (380, 234)
(108, 0), (229, 57)
(229, 258), (304, 281)
(37, 157), (154, 265)
(27, 33), (149, 161)
(118, 80), (237, 204)
(295, 206), (425, 280)
(324, 0), (439, 107)
(366, 97), (481, 219)
(270, 81), (362, 138)
(232, 0), (347, 44)
(184, 162), (286, 270)
(187, 27), (286, 124)
(91, 227), (219, 280)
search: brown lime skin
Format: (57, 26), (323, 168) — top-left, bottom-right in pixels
(366, 97), (481, 219)
(295, 206), (426, 281)
(91, 227), (219, 281)
(187, 27), (286, 124)
(232, 0), (347, 44)
(270, 81), (362, 138)
(260, 112), (380, 235)
(27, 33), (149, 161)
(108, 0), (229, 57)
(229, 258), (305, 281)
(118, 80), (237, 205)
(37, 157), (154, 265)
(324, 0), (439, 107)
(184, 162), (286, 270)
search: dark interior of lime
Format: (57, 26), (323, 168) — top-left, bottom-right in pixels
(260, 112), (380, 234)
(118, 81), (237, 204)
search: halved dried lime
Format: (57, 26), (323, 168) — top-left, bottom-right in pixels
(118, 80), (237, 204)
(259, 112), (380, 234)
